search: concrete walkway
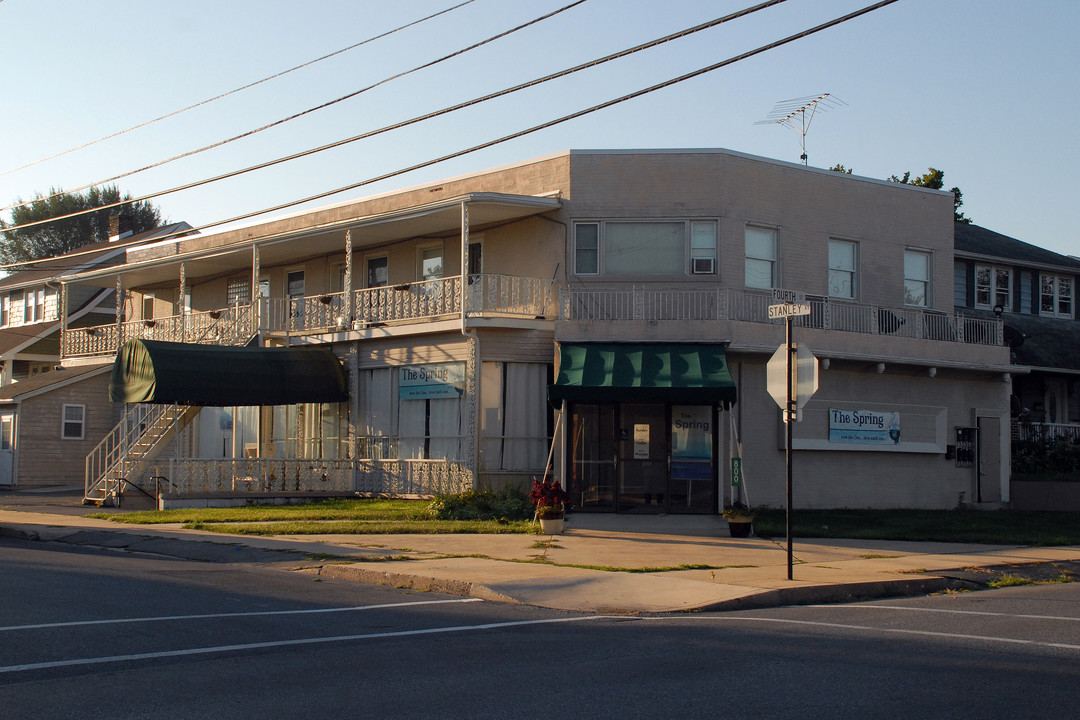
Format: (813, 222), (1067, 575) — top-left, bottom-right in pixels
(3, 487), (1080, 614)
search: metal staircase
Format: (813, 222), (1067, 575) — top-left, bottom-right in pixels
(83, 403), (201, 506)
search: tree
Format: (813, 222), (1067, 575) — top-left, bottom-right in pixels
(0, 185), (164, 264)
(889, 167), (971, 224)
(828, 163), (853, 174)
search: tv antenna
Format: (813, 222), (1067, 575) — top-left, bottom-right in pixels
(756, 93), (846, 166)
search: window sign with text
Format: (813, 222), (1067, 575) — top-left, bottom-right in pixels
(829, 409), (901, 445)
(398, 363), (465, 399)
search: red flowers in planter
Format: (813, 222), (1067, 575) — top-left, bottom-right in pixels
(530, 476), (569, 517)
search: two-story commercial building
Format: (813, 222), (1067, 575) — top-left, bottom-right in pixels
(56, 149), (1013, 511)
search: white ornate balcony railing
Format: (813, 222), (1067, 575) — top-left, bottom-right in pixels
(163, 457), (471, 496)
(62, 274), (556, 358)
(559, 287), (1004, 346)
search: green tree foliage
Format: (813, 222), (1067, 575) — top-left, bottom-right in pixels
(889, 167), (971, 224)
(0, 185), (164, 264)
(828, 163), (853, 174)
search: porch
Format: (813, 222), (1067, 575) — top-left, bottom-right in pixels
(559, 286), (1003, 346)
(62, 273), (555, 359)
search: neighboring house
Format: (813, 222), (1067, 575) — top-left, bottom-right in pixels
(0, 222), (192, 487)
(57, 150), (1014, 511)
(953, 222), (1080, 439)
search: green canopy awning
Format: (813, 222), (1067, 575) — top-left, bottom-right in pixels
(549, 342), (736, 406)
(110, 339), (348, 406)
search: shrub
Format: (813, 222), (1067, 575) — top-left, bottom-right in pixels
(429, 487), (532, 521)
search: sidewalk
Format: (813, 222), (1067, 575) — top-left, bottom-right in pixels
(3, 487), (1080, 614)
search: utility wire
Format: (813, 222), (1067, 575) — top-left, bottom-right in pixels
(196, 0), (901, 239)
(1, 0), (899, 270)
(0, 0), (585, 214)
(0, 0), (783, 237)
(0, 0), (477, 179)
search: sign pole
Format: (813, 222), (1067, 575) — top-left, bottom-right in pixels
(786, 315), (795, 581)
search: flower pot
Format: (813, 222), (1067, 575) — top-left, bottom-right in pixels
(539, 516), (565, 535)
(727, 519), (752, 538)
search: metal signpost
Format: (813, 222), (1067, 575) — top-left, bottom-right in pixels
(767, 292), (818, 580)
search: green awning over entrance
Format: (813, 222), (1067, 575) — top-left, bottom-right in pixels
(109, 339), (348, 406)
(549, 342), (736, 406)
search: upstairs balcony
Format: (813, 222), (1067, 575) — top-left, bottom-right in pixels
(558, 286), (1004, 353)
(63, 273), (555, 359)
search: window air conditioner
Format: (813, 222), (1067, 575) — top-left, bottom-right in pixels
(692, 257), (715, 274)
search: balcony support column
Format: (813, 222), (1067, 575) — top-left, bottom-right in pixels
(460, 201), (478, 488)
(59, 283), (68, 359)
(115, 275), (124, 350)
(179, 263), (187, 341)
(344, 230), (353, 327)
(251, 245), (260, 334)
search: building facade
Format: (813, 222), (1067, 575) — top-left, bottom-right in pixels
(56, 150), (1013, 510)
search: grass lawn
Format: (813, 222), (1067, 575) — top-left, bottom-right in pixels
(89, 499), (1080, 544)
(88, 498), (536, 535)
(752, 508), (1080, 546)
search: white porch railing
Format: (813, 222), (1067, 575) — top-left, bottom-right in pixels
(163, 457), (472, 496)
(64, 304), (255, 358)
(560, 287), (1004, 346)
(1015, 423), (1080, 443)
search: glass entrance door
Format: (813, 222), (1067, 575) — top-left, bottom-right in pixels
(669, 405), (715, 513)
(567, 404), (616, 510)
(618, 404), (667, 513)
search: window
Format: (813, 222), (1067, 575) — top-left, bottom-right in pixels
(226, 276), (251, 306)
(975, 264), (1011, 309)
(25, 289), (45, 322)
(2, 295), (9, 326)
(828, 239), (857, 299)
(62, 404), (85, 440)
(420, 245), (443, 280)
(141, 293), (155, 321)
(573, 220), (717, 276)
(690, 221), (717, 274)
(367, 256), (388, 288)
(1040, 274), (1073, 317)
(745, 226), (777, 289)
(574, 223), (599, 275)
(287, 270), (305, 319)
(904, 250), (931, 307)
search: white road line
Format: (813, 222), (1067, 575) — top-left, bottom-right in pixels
(0, 598), (483, 633)
(809, 604), (1080, 622)
(629, 615), (1080, 651)
(0, 615), (604, 675)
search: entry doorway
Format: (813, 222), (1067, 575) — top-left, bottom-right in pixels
(566, 402), (718, 514)
(977, 415), (1002, 503)
(0, 411), (14, 486)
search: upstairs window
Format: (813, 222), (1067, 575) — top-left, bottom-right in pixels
(975, 264), (1011, 310)
(1, 296), (8, 326)
(227, 276), (251, 306)
(904, 250), (931, 307)
(367, 256), (388, 288)
(573, 221), (717, 276)
(1041, 274), (1073, 317)
(420, 245), (443, 280)
(745, 226), (777, 289)
(828, 239), (857, 300)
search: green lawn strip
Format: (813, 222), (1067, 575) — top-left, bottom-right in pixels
(87, 498), (436, 525)
(752, 508), (1080, 546)
(183, 519), (536, 535)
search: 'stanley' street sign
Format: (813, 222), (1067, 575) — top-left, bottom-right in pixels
(768, 303), (812, 319)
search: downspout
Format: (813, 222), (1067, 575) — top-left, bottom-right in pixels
(460, 201), (480, 490)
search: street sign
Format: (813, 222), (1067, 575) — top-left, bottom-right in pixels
(772, 288), (806, 305)
(768, 302), (812, 319)
(766, 343), (819, 420)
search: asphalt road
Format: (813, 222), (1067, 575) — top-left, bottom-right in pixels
(2, 537), (1079, 719)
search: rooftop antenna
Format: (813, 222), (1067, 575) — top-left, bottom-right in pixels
(756, 93), (846, 166)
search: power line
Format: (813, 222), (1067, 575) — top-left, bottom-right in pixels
(198, 0), (901, 238)
(0, 0), (586, 215)
(2, 0), (900, 271)
(0, 0), (477, 179)
(0, 0), (784, 239)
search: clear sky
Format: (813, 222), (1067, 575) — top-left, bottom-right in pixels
(1, 0), (1077, 257)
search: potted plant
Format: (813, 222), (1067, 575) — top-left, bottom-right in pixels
(530, 475), (569, 534)
(722, 501), (755, 538)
